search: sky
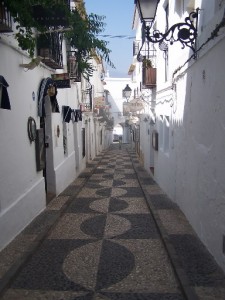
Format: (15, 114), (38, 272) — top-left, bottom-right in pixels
(84, 0), (135, 78)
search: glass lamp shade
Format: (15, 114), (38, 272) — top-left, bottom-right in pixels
(134, 0), (159, 21)
(123, 84), (132, 99)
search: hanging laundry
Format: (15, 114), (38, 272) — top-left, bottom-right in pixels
(0, 76), (11, 110)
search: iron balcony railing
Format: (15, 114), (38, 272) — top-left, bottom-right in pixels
(0, 1), (12, 32)
(67, 51), (81, 81)
(31, 0), (70, 27)
(37, 32), (63, 69)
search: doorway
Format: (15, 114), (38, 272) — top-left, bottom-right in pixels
(40, 95), (55, 204)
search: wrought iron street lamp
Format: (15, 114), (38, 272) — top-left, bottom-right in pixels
(134, 0), (199, 54)
(122, 84), (132, 102)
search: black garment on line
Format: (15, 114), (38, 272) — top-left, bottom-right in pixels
(0, 76), (11, 110)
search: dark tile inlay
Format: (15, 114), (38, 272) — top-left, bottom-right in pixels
(112, 179), (126, 187)
(73, 293), (94, 299)
(80, 215), (107, 238)
(96, 188), (112, 197)
(23, 211), (59, 235)
(102, 174), (114, 180)
(60, 185), (79, 196)
(66, 197), (101, 213)
(86, 182), (102, 189)
(120, 187), (144, 197)
(140, 177), (156, 185)
(122, 174), (137, 180)
(78, 173), (91, 179)
(170, 234), (225, 286)
(95, 169), (107, 174)
(100, 292), (185, 300)
(11, 240), (92, 291)
(109, 198), (129, 212)
(111, 214), (159, 239)
(96, 240), (135, 290)
(150, 195), (178, 210)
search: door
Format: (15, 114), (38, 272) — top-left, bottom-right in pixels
(40, 95), (55, 204)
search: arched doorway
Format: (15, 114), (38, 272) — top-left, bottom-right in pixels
(38, 78), (59, 203)
(113, 124), (123, 142)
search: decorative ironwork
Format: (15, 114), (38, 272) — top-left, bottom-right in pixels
(122, 84), (132, 102)
(67, 51), (81, 81)
(137, 40), (156, 63)
(143, 9), (199, 54)
(31, 0), (70, 27)
(0, 1), (12, 32)
(37, 32), (63, 69)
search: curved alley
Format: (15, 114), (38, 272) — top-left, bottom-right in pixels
(0, 144), (225, 300)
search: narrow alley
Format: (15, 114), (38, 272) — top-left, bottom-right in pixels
(0, 144), (225, 300)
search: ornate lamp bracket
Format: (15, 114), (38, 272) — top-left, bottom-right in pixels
(144, 8), (199, 55)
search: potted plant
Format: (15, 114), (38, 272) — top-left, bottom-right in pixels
(142, 57), (153, 69)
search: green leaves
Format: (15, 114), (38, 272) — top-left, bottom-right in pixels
(4, 0), (114, 75)
(66, 8), (115, 77)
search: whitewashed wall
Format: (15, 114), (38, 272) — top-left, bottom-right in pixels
(0, 41), (46, 250)
(152, 0), (225, 272)
(0, 35), (82, 250)
(172, 39), (225, 272)
(104, 76), (136, 139)
(0, 1), (109, 252)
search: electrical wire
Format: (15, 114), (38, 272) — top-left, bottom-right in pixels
(97, 34), (135, 39)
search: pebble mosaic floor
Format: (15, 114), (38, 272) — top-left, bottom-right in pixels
(1, 147), (185, 300)
(1, 144), (225, 300)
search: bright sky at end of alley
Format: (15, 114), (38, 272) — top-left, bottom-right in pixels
(84, 0), (135, 78)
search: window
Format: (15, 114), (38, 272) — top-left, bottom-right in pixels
(158, 115), (170, 153)
(63, 123), (68, 156)
(133, 41), (140, 56)
(82, 128), (85, 157)
(159, 115), (163, 150)
(163, 116), (170, 153)
(37, 32), (63, 69)
(100, 130), (103, 145)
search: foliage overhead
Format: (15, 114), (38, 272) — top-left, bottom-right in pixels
(3, 0), (115, 76)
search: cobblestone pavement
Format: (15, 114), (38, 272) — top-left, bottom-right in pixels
(0, 144), (225, 300)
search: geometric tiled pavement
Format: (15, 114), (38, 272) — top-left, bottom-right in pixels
(0, 144), (225, 299)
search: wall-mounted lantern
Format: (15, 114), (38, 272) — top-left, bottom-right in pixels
(134, 0), (199, 55)
(122, 84), (132, 102)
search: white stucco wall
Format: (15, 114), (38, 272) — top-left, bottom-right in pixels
(104, 77), (134, 127)
(0, 2), (109, 252)
(131, 0), (225, 272)
(0, 36), (81, 250)
(151, 0), (225, 271)
(172, 39), (225, 271)
(0, 42), (47, 249)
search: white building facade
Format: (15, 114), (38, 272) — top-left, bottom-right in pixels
(0, 1), (110, 251)
(104, 75), (139, 144)
(132, 0), (225, 272)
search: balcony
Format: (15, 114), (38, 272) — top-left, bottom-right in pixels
(37, 33), (63, 69)
(0, 2), (12, 33)
(142, 67), (156, 89)
(67, 51), (81, 82)
(31, 0), (70, 27)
